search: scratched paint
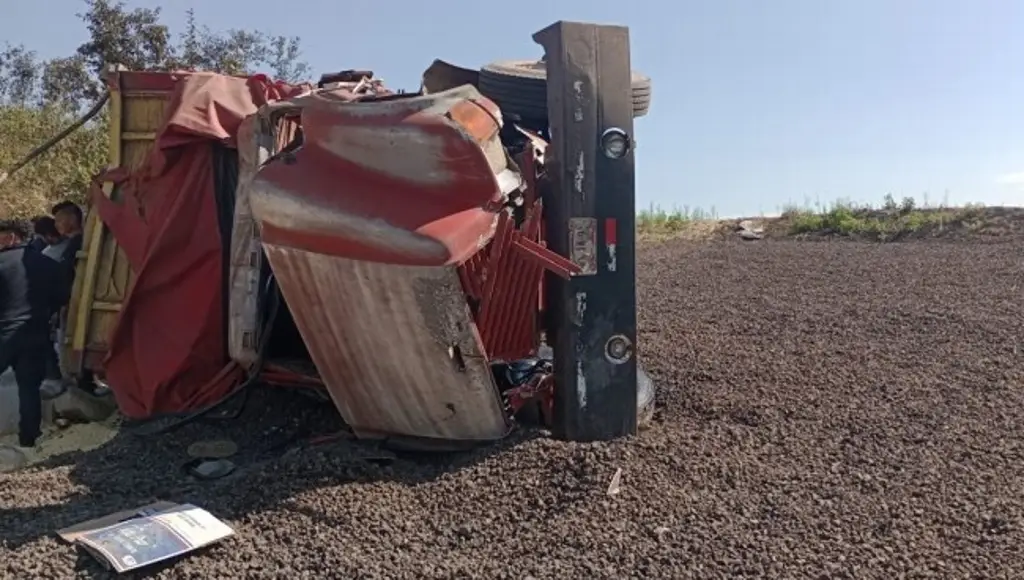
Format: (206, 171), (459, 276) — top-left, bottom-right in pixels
(322, 125), (454, 185)
(573, 151), (585, 198)
(576, 359), (587, 410)
(571, 79), (585, 202)
(574, 289), (589, 409)
(250, 179), (447, 260)
(570, 75), (586, 202)
(568, 218), (598, 275)
(605, 218), (618, 273)
(574, 291), (587, 327)
(474, 212), (502, 251)
(572, 80), (584, 122)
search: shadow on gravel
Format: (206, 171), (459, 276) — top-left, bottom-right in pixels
(0, 385), (537, 563)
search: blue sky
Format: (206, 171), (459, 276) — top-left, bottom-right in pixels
(4, 0), (1023, 217)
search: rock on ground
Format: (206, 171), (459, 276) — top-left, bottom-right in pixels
(1, 238), (1022, 579)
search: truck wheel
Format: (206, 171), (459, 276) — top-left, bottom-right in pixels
(528, 365), (656, 429)
(478, 59), (652, 122)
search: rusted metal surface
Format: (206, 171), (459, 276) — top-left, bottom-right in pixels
(262, 246), (509, 442)
(567, 217), (598, 276)
(248, 85), (518, 443)
(229, 110), (301, 368)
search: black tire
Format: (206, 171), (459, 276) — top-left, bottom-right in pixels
(478, 59), (652, 121)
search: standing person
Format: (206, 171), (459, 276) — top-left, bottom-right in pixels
(0, 220), (70, 450)
(49, 201), (84, 385)
(28, 216), (66, 394)
(28, 216), (61, 253)
(51, 201), (84, 280)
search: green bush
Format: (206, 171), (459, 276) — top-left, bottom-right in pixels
(0, 105), (107, 218)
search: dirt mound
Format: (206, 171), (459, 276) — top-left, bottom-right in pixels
(1, 238), (1022, 578)
(646, 205), (1024, 244)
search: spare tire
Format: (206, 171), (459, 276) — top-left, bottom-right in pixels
(478, 59), (652, 121)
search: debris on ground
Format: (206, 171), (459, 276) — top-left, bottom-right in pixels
(184, 458), (236, 480)
(56, 501), (180, 543)
(69, 503), (234, 574)
(606, 467), (622, 496)
(736, 219), (764, 240)
(187, 439), (238, 459)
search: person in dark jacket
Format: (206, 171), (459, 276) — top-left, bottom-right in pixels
(49, 201), (85, 389)
(51, 201), (84, 284)
(27, 216), (66, 390)
(28, 216), (61, 254)
(0, 219), (70, 448)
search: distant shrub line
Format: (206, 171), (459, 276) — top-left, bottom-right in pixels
(636, 194), (991, 239)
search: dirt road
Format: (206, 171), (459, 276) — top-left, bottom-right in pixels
(1, 237), (1021, 579)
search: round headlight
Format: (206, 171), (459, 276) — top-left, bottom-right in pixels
(601, 128), (631, 159)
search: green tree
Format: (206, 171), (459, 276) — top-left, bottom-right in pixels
(0, 0), (309, 218)
(0, 106), (108, 218)
(0, 44), (41, 106)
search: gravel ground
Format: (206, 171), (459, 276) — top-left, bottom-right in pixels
(1, 237), (1023, 579)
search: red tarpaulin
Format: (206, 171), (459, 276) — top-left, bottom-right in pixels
(90, 72), (305, 418)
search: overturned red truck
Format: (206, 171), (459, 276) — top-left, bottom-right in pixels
(65, 21), (653, 449)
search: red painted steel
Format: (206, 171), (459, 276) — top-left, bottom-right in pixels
(249, 85), (516, 443)
(605, 217), (618, 246)
(504, 372), (555, 425)
(254, 87), (507, 267)
(456, 146), (580, 363)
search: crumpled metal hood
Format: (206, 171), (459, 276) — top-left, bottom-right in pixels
(249, 85), (516, 446)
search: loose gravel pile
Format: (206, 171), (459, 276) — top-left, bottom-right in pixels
(2, 237), (1023, 579)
